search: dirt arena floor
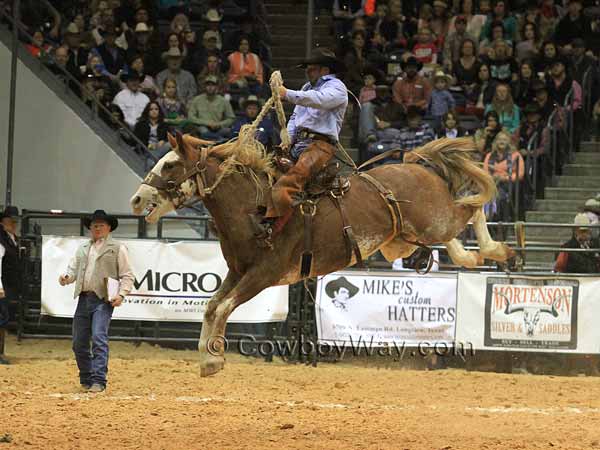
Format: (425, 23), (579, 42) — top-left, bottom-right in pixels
(1, 335), (600, 450)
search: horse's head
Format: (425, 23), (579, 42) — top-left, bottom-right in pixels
(130, 132), (216, 223)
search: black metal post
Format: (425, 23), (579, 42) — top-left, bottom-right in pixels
(6, 0), (20, 206)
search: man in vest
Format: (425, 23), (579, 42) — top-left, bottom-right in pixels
(254, 48), (348, 246)
(554, 213), (600, 273)
(59, 210), (135, 392)
(0, 206), (21, 364)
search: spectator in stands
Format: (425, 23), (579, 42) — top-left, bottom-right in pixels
(46, 45), (72, 78)
(483, 131), (525, 220)
(197, 53), (228, 95)
(162, 32), (187, 62)
(204, 9), (223, 50)
(547, 58), (582, 110)
(539, 0), (563, 40)
(106, 104), (133, 143)
(392, 57), (432, 114)
(181, 28), (203, 75)
(430, 0), (450, 48)
(485, 83), (520, 133)
(515, 22), (541, 63)
(126, 54), (159, 98)
(227, 36), (264, 95)
(0, 206), (20, 365)
(474, 110), (505, 156)
(64, 23), (89, 79)
(169, 12), (190, 35)
(90, 0), (111, 29)
(428, 70), (455, 126)
(481, 0), (517, 42)
(570, 38), (596, 89)
(436, 111), (467, 138)
(19, 0), (61, 42)
(532, 80), (554, 123)
(26, 30), (52, 59)
(583, 199), (600, 237)
(484, 40), (518, 84)
(443, 15), (475, 71)
(95, 26), (126, 76)
(448, 0), (487, 41)
(396, 105), (436, 153)
(474, 63), (496, 112)
(157, 78), (187, 125)
(332, 0), (366, 39)
(378, 1), (409, 44)
(343, 30), (369, 95)
(187, 75), (235, 141)
(126, 23), (161, 77)
(453, 38), (480, 108)
(412, 27), (438, 67)
(359, 68), (379, 104)
(198, 31), (223, 69)
(555, 213), (600, 273)
(58, 210), (134, 393)
(156, 48), (197, 106)
(479, 21), (513, 57)
(359, 85), (406, 144)
(112, 71), (150, 128)
(535, 40), (558, 76)
(512, 60), (537, 108)
(134, 101), (171, 159)
(554, 0), (592, 48)
(231, 95), (273, 147)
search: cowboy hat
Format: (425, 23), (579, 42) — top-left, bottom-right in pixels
(203, 30), (219, 41)
(574, 212), (591, 229)
(400, 56), (423, 71)
(205, 8), (223, 22)
(134, 22), (150, 33)
(584, 198), (600, 214)
(164, 47), (184, 59)
(204, 74), (218, 85)
(83, 210), (118, 231)
(297, 47), (346, 73)
(241, 94), (260, 109)
(0, 206), (19, 221)
(325, 276), (359, 298)
(65, 22), (80, 35)
(432, 70), (452, 83)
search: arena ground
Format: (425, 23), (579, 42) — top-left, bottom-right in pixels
(0, 335), (599, 450)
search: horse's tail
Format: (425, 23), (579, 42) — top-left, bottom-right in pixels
(404, 137), (496, 208)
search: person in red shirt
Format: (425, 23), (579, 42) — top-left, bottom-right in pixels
(412, 27), (438, 66)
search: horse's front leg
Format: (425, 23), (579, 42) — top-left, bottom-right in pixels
(199, 268), (276, 377)
(198, 270), (241, 374)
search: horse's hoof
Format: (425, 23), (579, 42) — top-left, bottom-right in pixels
(200, 356), (225, 377)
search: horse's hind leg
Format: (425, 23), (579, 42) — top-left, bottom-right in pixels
(199, 269), (275, 377)
(471, 207), (516, 262)
(445, 238), (483, 268)
(198, 270), (241, 376)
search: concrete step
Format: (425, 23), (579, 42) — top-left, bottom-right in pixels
(578, 141), (600, 152)
(563, 164), (600, 177)
(544, 187), (599, 200)
(574, 152), (600, 164)
(525, 250), (558, 264)
(534, 199), (585, 211)
(525, 225), (573, 240)
(525, 210), (579, 223)
(556, 176), (600, 188)
(266, 3), (308, 14)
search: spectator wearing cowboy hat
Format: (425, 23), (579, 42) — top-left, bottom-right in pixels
(187, 75), (235, 141)
(125, 22), (162, 76)
(554, 0), (592, 49)
(94, 26), (127, 75)
(427, 70), (455, 126)
(257, 48), (349, 241)
(0, 206), (21, 365)
(156, 47), (197, 106)
(391, 56), (432, 115)
(231, 95), (274, 147)
(112, 70), (150, 128)
(58, 210), (134, 393)
(555, 213), (600, 273)
(204, 8), (223, 50)
(583, 199), (600, 238)
(63, 22), (89, 80)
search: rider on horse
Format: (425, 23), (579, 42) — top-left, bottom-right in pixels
(255, 48), (349, 244)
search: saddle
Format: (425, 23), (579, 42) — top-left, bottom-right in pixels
(273, 157), (351, 199)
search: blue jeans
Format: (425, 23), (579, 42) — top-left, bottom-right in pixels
(72, 292), (114, 387)
(197, 126), (232, 142)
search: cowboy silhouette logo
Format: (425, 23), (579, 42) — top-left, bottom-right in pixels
(325, 276), (359, 310)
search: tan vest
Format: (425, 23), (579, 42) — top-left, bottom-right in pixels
(73, 238), (121, 300)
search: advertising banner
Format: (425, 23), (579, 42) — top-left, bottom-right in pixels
(41, 236), (288, 323)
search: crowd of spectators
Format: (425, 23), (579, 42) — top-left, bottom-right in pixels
(7, 0), (275, 163)
(327, 0), (600, 221)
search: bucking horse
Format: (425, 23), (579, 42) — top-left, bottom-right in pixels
(130, 131), (515, 376)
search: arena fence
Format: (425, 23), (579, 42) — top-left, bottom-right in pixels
(7, 210), (599, 367)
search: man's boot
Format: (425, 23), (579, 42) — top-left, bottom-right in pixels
(0, 329), (9, 365)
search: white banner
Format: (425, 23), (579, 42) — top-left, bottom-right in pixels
(41, 236), (288, 323)
(456, 273), (600, 353)
(315, 271), (457, 345)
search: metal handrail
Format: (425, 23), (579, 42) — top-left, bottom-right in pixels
(0, 7), (159, 170)
(581, 67), (593, 139)
(564, 86), (575, 159)
(525, 130), (540, 209)
(546, 108), (559, 185)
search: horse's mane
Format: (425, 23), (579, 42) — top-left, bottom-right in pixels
(404, 137), (497, 208)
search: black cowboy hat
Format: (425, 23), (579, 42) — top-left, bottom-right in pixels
(297, 47), (346, 73)
(325, 276), (359, 299)
(400, 56), (423, 72)
(0, 206), (19, 220)
(83, 210), (118, 231)
(120, 70), (145, 83)
(361, 65), (385, 84)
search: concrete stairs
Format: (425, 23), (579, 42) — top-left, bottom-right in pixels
(524, 141), (600, 267)
(267, 3), (359, 161)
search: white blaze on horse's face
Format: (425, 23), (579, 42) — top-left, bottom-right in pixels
(130, 150), (197, 224)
